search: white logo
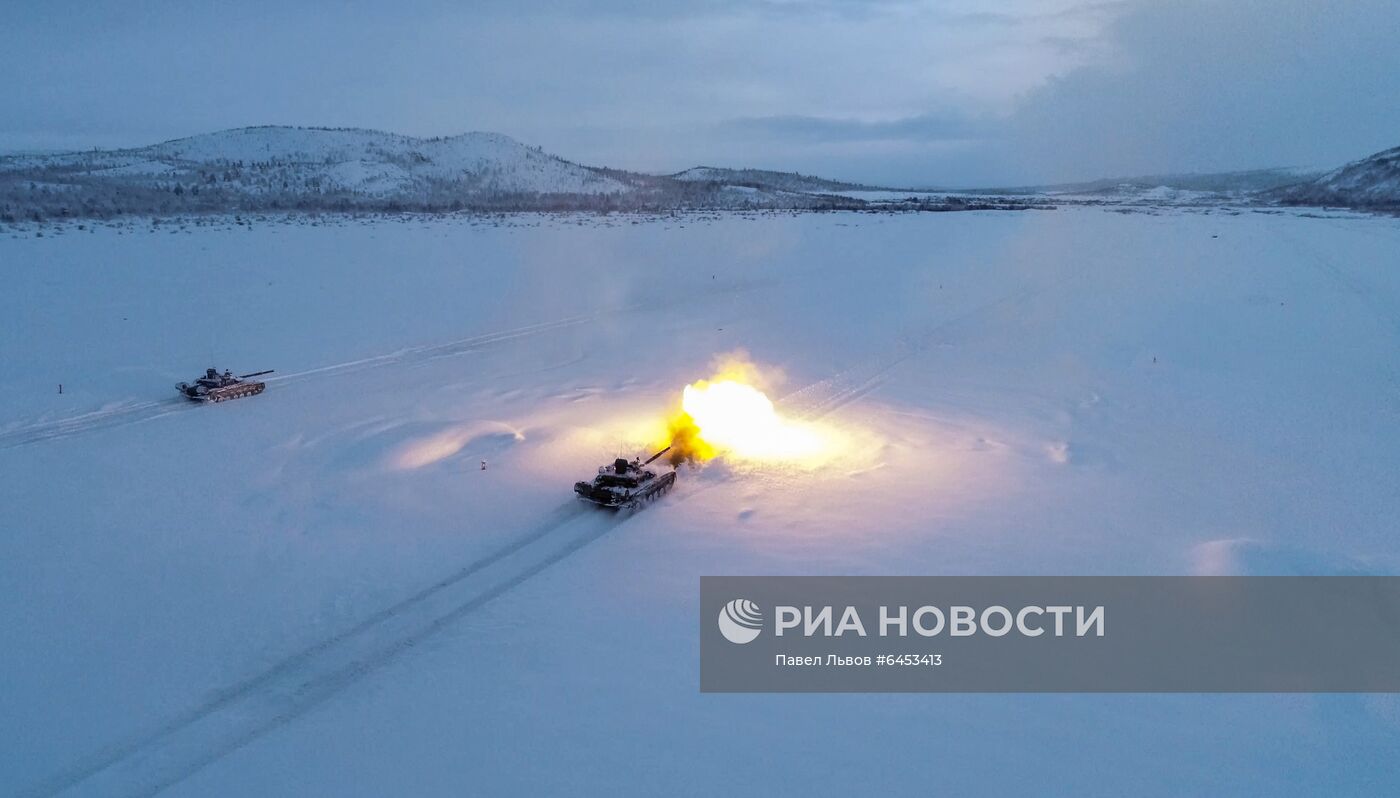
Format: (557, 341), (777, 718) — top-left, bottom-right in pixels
(718, 599), (763, 644)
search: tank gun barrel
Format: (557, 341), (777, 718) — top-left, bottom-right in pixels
(642, 445), (672, 466)
(238, 370), (275, 379)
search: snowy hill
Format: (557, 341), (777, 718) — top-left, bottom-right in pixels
(147, 127), (630, 195)
(0, 127), (641, 219)
(2, 126), (630, 196)
(1017, 149), (1400, 211)
(1275, 145), (1400, 208)
(0, 126), (889, 220)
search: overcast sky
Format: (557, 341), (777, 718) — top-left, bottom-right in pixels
(4, 0), (1398, 186)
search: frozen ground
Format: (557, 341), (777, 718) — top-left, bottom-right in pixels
(3, 207), (1400, 796)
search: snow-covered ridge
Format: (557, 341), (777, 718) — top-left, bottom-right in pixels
(975, 166), (1325, 199)
(0, 126), (891, 219)
(7, 125), (1395, 221)
(1275, 145), (1400, 208)
(2, 126), (629, 198)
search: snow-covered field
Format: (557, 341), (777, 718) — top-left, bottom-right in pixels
(4, 207), (1400, 796)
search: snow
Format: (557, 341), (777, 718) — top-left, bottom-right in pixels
(93, 160), (181, 177)
(322, 160), (415, 196)
(672, 167), (733, 182)
(1127, 185), (1215, 202)
(831, 189), (942, 201)
(1044, 185), (1232, 206)
(4, 207), (1400, 796)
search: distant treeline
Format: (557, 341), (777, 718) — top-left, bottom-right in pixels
(0, 148), (1062, 223)
(0, 168), (877, 223)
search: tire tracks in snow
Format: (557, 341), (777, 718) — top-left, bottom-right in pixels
(0, 398), (192, 450)
(1276, 227), (1398, 335)
(23, 503), (622, 798)
(0, 279), (768, 451)
(781, 283), (1049, 421)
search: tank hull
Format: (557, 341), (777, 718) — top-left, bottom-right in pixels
(176, 379), (267, 402)
(574, 470), (676, 509)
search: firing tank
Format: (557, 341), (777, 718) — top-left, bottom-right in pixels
(176, 368), (274, 402)
(574, 446), (676, 509)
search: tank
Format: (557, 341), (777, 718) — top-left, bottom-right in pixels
(574, 446), (676, 509)
(176, 368), (274, 402)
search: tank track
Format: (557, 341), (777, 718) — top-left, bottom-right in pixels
(206, 381), (266, 402)
(622, 471), (676, 509)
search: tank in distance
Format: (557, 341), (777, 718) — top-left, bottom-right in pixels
(176, 368), (274, 403)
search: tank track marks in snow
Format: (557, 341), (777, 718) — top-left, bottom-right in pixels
(779, 281), (1081, 422)
(29, 472), (694, 798)
(20, 503), (619, 798)
(0, 278), (771, 452)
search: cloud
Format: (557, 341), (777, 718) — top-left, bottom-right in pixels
(707, 0), (1400, 186)
(0, 1), (1115, 161)
(709, 0), (1400, 184)
(718, 113), (991, 144)
(999, 0), (1400, 183)
(1, 0), (1396, 185)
